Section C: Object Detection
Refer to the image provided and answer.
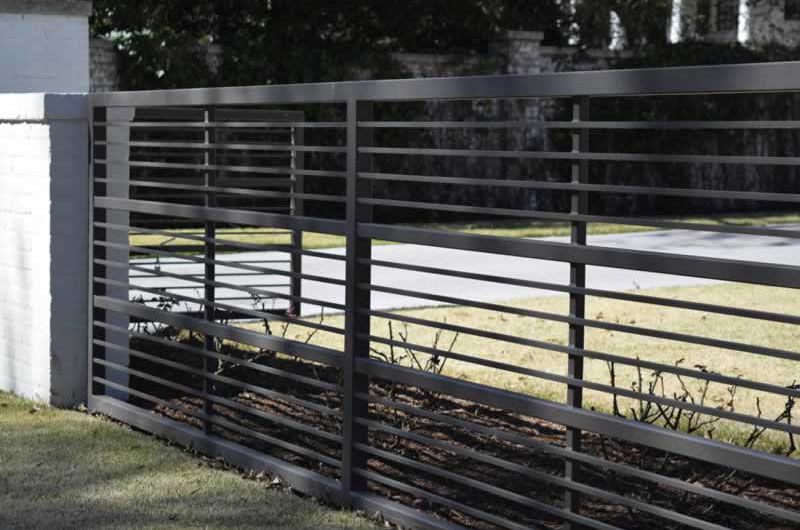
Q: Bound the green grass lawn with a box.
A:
[243,282,800,455]
[129,212,800,251]
[0,392,375,530]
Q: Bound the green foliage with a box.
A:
[90,0,800,90]
[380,0,568,53]
[612,39,790,68]
[91,0,568,90]
[112,32,216,90]
[91,2,218,90]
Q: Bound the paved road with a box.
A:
[131,225,800,316]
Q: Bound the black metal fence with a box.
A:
[89,62,800,530]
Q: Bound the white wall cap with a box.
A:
[0,93,88,121]
[0,1,92,17]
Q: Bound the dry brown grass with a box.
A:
[243,282,800,453]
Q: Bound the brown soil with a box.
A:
[117,337,800,530]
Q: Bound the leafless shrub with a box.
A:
[603,358,798,513]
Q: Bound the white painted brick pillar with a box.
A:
[0,94,89,406]
[0,1,92,94]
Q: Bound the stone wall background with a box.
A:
[90,38,119,93]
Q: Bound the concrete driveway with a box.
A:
[130,225,800,316]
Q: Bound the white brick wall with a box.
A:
[0,94,88,405]
[0,12,89,93]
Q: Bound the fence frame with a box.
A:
[88,61,800,530]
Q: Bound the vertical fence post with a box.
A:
[88,105,105,402]
[290,121,305,316]
[89,106,131,403]
[102,107,134,402]
[203,107,217,433]
[342,99,374,504]
[565,96,589,526]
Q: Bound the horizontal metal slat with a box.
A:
[212,415,341,468]
[117,257,345,311]
[95,275,342,335]
[98,353,335,422]
[356,358,800,487]
[358,444,624,530]
[359,224,800,288]
[359,172,800,205]
[362,334,800,435]
[360,196,800,239]
[97,121,346,129]
[367,313,800,398]
[99,140,347,154]
[363,282,800,363]
[94,370,340,466]
[129,177,294,188]
[355,468,557,530]
[98,259,343,314]
[364,318,800,401]
[95,240,346,286]
[98,221,348,263]
[544,120,800,130]
[94,197,347,235]
[98,178,345,204]
[96,320,338,392]
[362,257,800,326]
[361,119,800,130]
[87,395,345,505]
[351,492,465,530]
[89,61,800,108]
[96,339,342,429]
[358,120,543,129]
[360,393,800,524]
[95,159,347,179]
[94,295,343,368]
[94,376,210,423]
[358,422,731,530]
[360,146,800,167]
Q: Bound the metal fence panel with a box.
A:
[89,62,800,530]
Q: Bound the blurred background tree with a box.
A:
[92,0,570,89]
[92,0,800,90]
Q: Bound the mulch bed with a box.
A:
[119,337,800,530]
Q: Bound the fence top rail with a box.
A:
[90,60,800,108]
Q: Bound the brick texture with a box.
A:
[0,94,88,406]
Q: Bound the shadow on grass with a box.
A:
[0,395,371,530]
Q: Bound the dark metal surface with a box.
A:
[90,61,800,107]
[565,96,589,524]
[89,63,800,530]
[341,99,374,502]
